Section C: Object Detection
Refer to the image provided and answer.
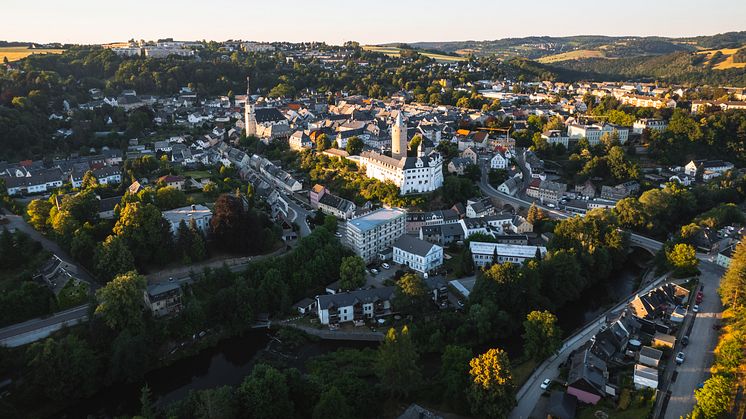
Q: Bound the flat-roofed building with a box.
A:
[345,208,406,263]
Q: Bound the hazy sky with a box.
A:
[3,0,744,45]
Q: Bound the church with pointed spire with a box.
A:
[358,110,444,195]
[243,76,289,143]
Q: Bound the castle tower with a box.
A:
[391,111,407,159]
[417,139,425,158]
[244,76,257,137]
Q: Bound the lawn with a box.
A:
[536,49,605,63]
[0,46,65,62]
[512,358,539,388]
[183,170,212,180]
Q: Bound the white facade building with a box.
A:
[315,287,395,325]
[568,123,629,145]
[360,144,444,195]
[392,235,444,274]
[469,241,546,267]
[162,204,213,235]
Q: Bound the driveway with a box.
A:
[664,261,725,419]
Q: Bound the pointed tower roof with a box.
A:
[395,110,404,126]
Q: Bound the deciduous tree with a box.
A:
[467,348,516,419]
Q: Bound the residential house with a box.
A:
[419,223,466,246]
[490,151,509,169]
[447,157,473,176]
[465,197,495,218]
[158,175,186,191]
[567,347,608,405]
[633,364,659,390]
[393,235,444,274]
[461,147,479,164]
[315,286,395,325]
[144,283,183,317]
[541,130,569,148]
[632,119,667,134]
[567,123,629,145]
[716,244,736,268]
[162,204,213,234]
[309,184,356,220]
[638,346,663,368]
[497,177,520,196]
[684,160,734,178]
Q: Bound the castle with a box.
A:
[359,111,444,195]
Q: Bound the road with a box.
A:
[509,271,670,419]
[664,260,725,419]
[286,197,312,237]
[0,305,90,347]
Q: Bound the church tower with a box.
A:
[244,76,257,137]
[391,111,407,159]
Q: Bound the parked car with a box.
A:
[382,263,390,270]
[682,335,689,346]
[334,232,342,238]
[675,352,686,365]
[547,203,556,208]
[540,378,551,390]
[370,268,378,275]
[692,304,699,313]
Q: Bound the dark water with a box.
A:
[58,331,374,419]
[556,248,652,335]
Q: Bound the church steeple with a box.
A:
[244,76,257,137]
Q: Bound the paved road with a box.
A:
[4,214,99,289]
[286,198,312,237]
[664,260,725,419]
[0,305,90,347]
[510,271,670,419]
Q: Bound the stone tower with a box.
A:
[391,111,407,159]
[244,76,257,137]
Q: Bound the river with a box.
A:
[556,248,652,335]
[58,251,651,418]
[58,331,375,418]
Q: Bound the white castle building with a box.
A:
[358,111,444,195]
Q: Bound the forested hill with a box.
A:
[408,31,746,59]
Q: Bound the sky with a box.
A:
[2,0,745,45]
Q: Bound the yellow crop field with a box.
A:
[0,47,65,63]
[536,49,605,63]
[363,45,465,62]
[696,47,746,70]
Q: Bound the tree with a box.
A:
[94,235,136,281]
[113,202,171,266]
[26,335,99,401]
[81,170,98,189]
[155,186,187,210]
[440,345,472,411]
[464,164,482,181]
[526,202,545,225]
[394,272,431,313]
[720,241,746,308]
[460,246,474,276]
[313,386,353,419]
[315,134,330,152]
[376,326,421,398]
[667,243,699,277]
[26,199,53,231]
[94,271,147,330]
[693,375,734,419]
[522,310,562,361]
[211,194,245,251]
[345,136,364,155]
[239,364,294,419]
[467,348,516,419]
[140,384,154,419]
[339,256,366,290]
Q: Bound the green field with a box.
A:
[363,46,465,62]
[0,46,65,62]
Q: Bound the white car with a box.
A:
[547,203,556,208]
[382,263,390,270]
[675,352,686,365]
[692,304,699,313]
[370,268,378,275]
[540,378,551,390]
